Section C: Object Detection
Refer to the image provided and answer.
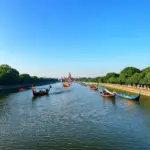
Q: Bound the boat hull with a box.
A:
[116,93,140,101]
[63,82,70,87]
[33,91,49,96]
[89,85,98,90]
[63,85,70,87]
[32,85,51,97]
[100,88,115,97]
[100,92,115,97]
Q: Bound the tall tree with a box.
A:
[0,65,20,85]
[120,67,140,78]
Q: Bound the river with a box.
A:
[0,83,150,150]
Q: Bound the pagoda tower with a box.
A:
[68,72,72,81]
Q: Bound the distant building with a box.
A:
[61,73,72,82]
[68,72,71,81]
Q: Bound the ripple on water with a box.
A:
[0,83,150,150]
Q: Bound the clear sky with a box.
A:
[0,0,150,78]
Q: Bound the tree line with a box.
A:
[0,64,58,85]
[76,67,150,85]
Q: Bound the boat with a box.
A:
[100,88,115,97]
[63,82,70,87]
[19,88,24,91]
[62,72,72,87]
[80,83,87,86]
[89,85,98,90]
[32,85,52,96]
[115,91,140,101]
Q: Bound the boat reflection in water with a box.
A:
[32,94,50,101]
[101,96,116,105]
[0,83,150,150]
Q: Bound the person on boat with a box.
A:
[39,90,43,94]
[102,90,110,95]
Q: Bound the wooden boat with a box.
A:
[116,92,140,101]
[100,89,115,97]
[32,85,52,96]
[80,83,87,86]
[89,85,98,90]
[19,88,24,91]
[63,82,70,87]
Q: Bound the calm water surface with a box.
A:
[0,83,150,150]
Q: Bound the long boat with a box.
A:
[100,88,115,97]
[89,85,98,90]
[80,83,87,86]
[32,85,52,96]
[115,92,140,101]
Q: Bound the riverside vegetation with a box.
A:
[76,67,150,88]
[0,64,58,86]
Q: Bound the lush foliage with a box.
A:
[77,66,150,85]
[0,64,58,85]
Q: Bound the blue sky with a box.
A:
[0,0,150,77]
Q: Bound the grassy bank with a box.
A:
[80,82,150,97]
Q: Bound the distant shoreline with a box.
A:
[80,82,150,97]
[0,82,58,91]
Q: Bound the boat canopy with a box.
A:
[104,89,114,94]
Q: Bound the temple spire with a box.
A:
[68,72,71,81]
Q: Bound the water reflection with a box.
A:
[0,84,150,150]
[101,96,116,105]
[32,94,50,101]
[50,89,72,95]
[0,91,10,111]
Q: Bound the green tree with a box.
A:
[0,64,20,85]
[138,72,146,84]
[127,73,140,84]
[20,74,31,84]
[118,74,127,84]
[120,67,140,78]
[142,67,150,73]
[108,76,119,83]
[104,72,119,83]
[105,72,118,79]
[143,73,150,84]
[118,67,140,84]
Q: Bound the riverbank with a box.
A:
[80,82,150,97]
[0,82,58,91]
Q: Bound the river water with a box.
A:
[0,83,150,150]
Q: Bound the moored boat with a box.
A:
[100,89,115,97]
[115,92,140,101]
[80,83,87,86]
[32,85,52,96]
[89,85,98,90]
[19,88,24,91]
